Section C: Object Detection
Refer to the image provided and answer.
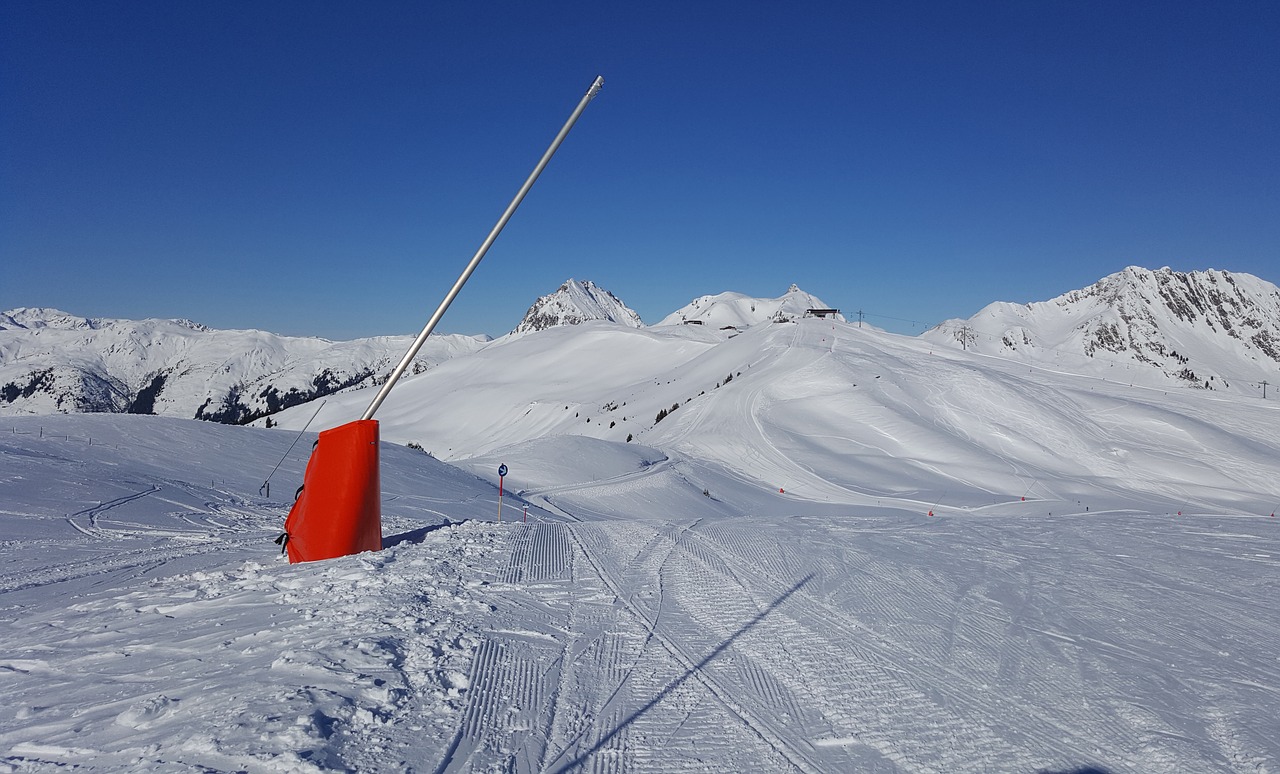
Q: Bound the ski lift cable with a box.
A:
[260,400,326,496]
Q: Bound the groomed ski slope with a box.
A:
[3,315,1279,772]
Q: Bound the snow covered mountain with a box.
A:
[6,277,1280,769]
[657,284,845,328]
[0,308,489,422]
[920,267,1280,395]
[273,302,1278,520]
[9,266,1277,430]
[512,278,643,334]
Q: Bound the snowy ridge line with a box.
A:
[919,267,1280,395]
[677,524,1127,767]
[563,523,826,774]
[1,306,491,421]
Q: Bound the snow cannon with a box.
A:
[277,75,604,563]
[282,420,382,563]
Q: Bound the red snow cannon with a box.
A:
[276,76,602,564]
[283,420,382,563]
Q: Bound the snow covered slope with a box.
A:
[0,414,520,771]
[0,308,489,422]
[3,408,1278,771]
[277,313,1280,518]
[282,322,720,459]
[920,266,1280,395]
[512,278,643,334]
[657,284,844,328]
[6,269,1280,771]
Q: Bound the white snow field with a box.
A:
[3,316,1279,773]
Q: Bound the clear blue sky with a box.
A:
[3,1,1277,339]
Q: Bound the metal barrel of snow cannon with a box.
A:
[280,76,604,563]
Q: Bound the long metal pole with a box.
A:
[362,75,604,421]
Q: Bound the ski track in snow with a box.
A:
[417,509,1280,773]
[4,493,1279,772]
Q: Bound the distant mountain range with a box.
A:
[4,267,1278,422]
[0,309,488,422]
[920,266,1280,394]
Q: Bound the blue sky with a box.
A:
[3,1,1277,339]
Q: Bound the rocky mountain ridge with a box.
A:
[920,266,1280,394]
[0,309,489,422]
[512,278,644,334]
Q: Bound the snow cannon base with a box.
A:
[283,419,382,563]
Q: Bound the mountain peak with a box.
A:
[1,307,98,331]
[512,279,644,335]
[659,285,843,328]
[922,266,1280,392]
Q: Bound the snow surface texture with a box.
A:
[513,279,644,335]
[0,308,489,421]
[4,312,1279,772]
[920,266,1280,396]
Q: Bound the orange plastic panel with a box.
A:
[283,419,382,563]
